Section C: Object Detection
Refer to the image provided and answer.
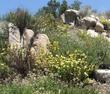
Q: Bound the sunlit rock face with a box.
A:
[87,29,98,37]
[22,28,34,48]
[8,23,35,49]
[7,22,50,57]
[95,69,110,83]
[95,21,104,32]
[8,23,21,48]
[30,34,50,56]
[81,15,104,34]
[82,16,97,29]
[61,9,80,26]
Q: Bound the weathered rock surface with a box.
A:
[95,69,110,83]
[95,21,104,32]
[101,32,108,37]
[82,16,97,29]
[8,23,21,48]
[101,32,110,42]
[61,13,65,23]
[87,29,98,37]
[90,15,99,21]
[93,82,110,94]
[61,9,80,26]
[30,34,50,56]
[7,22,50,57]
[22,28,34,48]
[82,15,104,33]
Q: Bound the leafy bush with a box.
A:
[99,17,110,31]
[0,47,34,77]
[64,30,110,66]
[49,28,110,66]
[34,12,69,40]
[33,12,56,33]
[48,51,94,83]
[76,31,110,65]
[0,62,10,79]
[33,12,70,56]
[35,50,95,84]
[0,48,11,79]
[0,34,7,50]
[50,28,110,66]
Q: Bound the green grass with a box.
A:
[0,84,34,94]
[0,76,98,94]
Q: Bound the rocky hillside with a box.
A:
[0,4,110,94]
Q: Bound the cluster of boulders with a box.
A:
[30,33,50,56]
[7,23,50,56]
[61,9,110,41]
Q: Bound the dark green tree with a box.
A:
[47,0,60,17]
[59,0,68,15]
[71,0,81,10]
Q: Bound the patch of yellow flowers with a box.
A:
[41,50,95,83]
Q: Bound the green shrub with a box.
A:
[50,28,110,66]
[76,31,110,65]
[48,51,94,83]
[64,30,110,65]
[0,48,11,79]
[34,13,56,33]
[0,34,6,50]
[0,47,34,77]
[0,62,10,79]
[99,17,110,30]
[50,29,110,66]
[34,12,69,40]
[35,50,95,84]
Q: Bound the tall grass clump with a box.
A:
[0,21,8,50]
[4,8,34,36]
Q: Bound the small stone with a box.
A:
[95,69,110,83]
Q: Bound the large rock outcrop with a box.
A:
[8,23,35,49]
[82,15,104,32]
[8,23,21,48]
[7,23,50,56]
[22,28,34,48]
[61,9,80,26]
[82,16,97,29]
[95,21,104,32]
[30,34,50,56]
